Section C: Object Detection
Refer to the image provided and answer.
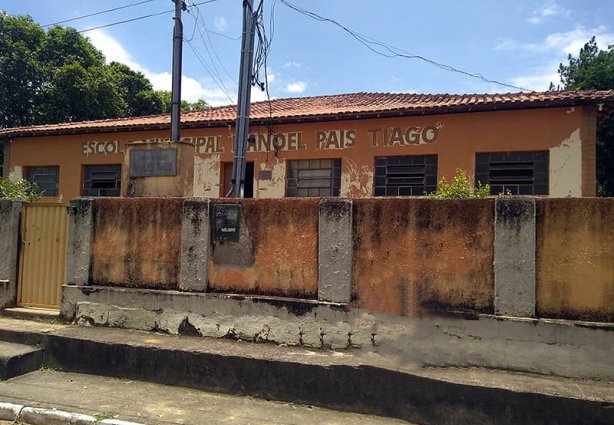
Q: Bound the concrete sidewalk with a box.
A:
[0,370,411,425]
[0,317,612,424]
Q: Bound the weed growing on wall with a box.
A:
[428,169,490,199]
[0,178,41,202]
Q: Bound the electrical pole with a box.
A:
[228,0,257,197]
[170,0,185,142]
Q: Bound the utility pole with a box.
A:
[228,0,257,197]
[170,0,185,142]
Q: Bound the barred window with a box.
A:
[83,164,122,197]
[26,166,59,196]
[374,155,438,196]
[475,151,548,195]
[287,159,341,197]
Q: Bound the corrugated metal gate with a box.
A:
[18,204,69,308]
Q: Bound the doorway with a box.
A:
[222,162,254,198]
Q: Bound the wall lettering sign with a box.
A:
[369,123,442,147]
[82,140,120,156]
[129,148,177,177]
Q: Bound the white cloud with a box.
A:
[283,61,301,68]
[213,17,228,32]
[87,29,235,106]
[87,29,140,70]
[528,1,571,24]
[523,26,614,55]
[511,66,560,91]
[493,39,517,51]
[505,27,614,91]
[285,81,307,93]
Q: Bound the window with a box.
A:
[287,159,341,197]
[374,155,438,196]
[83,164,122,196]
[26,166,59,196]
[475,151,548,195]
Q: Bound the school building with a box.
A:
[1,90,613,201]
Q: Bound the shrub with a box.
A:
[427,169,490,199]
[0,178,41,202]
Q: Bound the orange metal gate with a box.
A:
[17,204,69,308]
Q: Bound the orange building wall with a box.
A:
[536,198,614,322]
[207,198,319,298]
[5,106,593,202]
[352,198,495,316]
[91,198,183,289]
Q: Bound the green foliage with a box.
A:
[0,178,41,202]
[427,169,490,199]
[556,37,614,196]
[0,12,209,129]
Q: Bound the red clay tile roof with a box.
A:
[1,90,613,138]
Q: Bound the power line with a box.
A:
[77,9,171,33]
[186,40,235,103]
[188,1,237,84]
[42,0,155,28]
[75,0,217,34]
[278,0,529,92]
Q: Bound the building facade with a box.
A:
[1,91,613,202]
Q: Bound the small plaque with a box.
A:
[212,203,241,241]
[259,170,273,180]
[129,148,177,177]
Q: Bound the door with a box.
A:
[222,162,254,198]
[17,204,69,308]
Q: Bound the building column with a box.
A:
[179,199,211,292]
[318,199,353,303]
[494,198,536,317]
[0,200,22,307]
[66,198,94,286]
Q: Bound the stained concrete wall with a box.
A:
[61,285,614,381]
[71,197,614,323]
[91,198,183,289]
[536,198,614,322]
[207,198,319,298]
[0,200,21,307]
[352,198,494,316]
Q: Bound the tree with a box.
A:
[556,37,614,196]
[0,12,210,172]
[0,12,208,128]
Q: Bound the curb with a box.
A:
[0,402,143,425]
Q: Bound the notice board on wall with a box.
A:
[129,148,177,177]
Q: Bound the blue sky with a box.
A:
[1,0,613,106]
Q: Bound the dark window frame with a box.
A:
[374,155,438,197]
[82,164,122,197]
[286,158,341,197]
[475,151,549,196]
[26,166,60,197]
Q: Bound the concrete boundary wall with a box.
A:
[179,199,210,292]
[60,197,614,322]
[61,285,614,381]
[494,198,536,317]
[318,199,353,303]
[0,200,22,307]
[65,198,94,286]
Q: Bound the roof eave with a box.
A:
[2,97,612,139]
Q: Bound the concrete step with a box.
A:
[0,341,44,380]
[2,307,60,322]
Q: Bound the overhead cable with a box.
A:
[278,0,529,92]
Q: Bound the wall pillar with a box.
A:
[318,199,353,303]
[494,198,536,317]
[0,200,22,307]
[179,199,211,292]
[65,198,94,286]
